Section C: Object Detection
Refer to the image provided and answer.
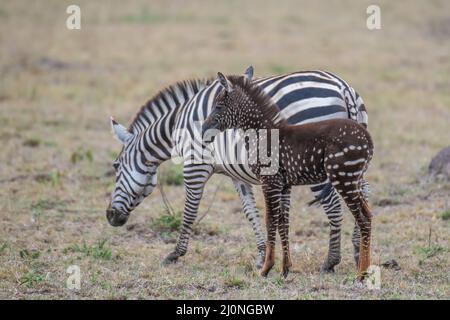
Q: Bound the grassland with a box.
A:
[0,0,449,299]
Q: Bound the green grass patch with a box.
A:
[0,242,8,255]
[224,276,246,289]
[441,210,450,221]
[342,272,358,286]
[151,211,182,233]
[71,148,93,164]
[64,239,113,260]
[415,244,446,265]
[19,249,40,260]
[20,270,45,288]
[159,164,183,186]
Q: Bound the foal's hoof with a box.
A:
[260,263,274,277]
[255,250,265,269]
[162,252,180,266]
[281,267,290,279]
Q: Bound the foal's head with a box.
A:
[202,67,254,136]
[202,67,285,140]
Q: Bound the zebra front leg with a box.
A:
[163,164,213,265]
[232,180,266,269]
[260,183,282,277]
[310,182,343,273]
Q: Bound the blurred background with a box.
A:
[0,0,448,299]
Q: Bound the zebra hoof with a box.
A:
[255,251,265,269]
[162,252,180,266]
[354,256,360,268]
[320,263,336,273]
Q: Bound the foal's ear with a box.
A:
[110,116,133,144]
[243,65,254,81]
[217,72,233,92]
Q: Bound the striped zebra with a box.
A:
[107,67,369,271]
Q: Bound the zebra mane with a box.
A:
[229,76,288,126]
[129,77,213,133]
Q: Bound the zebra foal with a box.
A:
[202,71,374,279]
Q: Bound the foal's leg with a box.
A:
[260,183,282,277]
[232,179,266,269]
[352,179,370,267]
[337,189,372,278]
[279,186,292,278]
[328,175,372,279]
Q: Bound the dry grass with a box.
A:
[0,0,449,299]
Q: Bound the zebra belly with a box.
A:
[212,130,261,185]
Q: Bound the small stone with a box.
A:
[381,259,401,271]
[429,146,450,180]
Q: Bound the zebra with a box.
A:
[107,66,369,272]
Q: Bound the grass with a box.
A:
[158,164,184,186]
[71,148,94,164]
[0,0,449,299]
[151,211,183,243]
[20,271,46,288]
[416,245,446,265]
[64,240,114,260]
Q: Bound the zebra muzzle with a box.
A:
[106,207,129,227]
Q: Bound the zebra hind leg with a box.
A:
[280,186,292,278]
[310,182,343,273]
[233,180,266,269]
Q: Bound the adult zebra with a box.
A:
[107,67,368,272]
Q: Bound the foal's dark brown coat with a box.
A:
[203,74,374,279]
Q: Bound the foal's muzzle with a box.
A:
[106,206,129,227]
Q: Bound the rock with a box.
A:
[381,259,401,271]
[429,146,450,180]
[428,146,450,180]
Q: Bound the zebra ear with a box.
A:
[110,116,133,144]
[217,72,233,92]
[243,65,254,81]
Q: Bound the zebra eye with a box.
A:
[113,161,120,170]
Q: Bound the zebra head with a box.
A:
[202,66,253,141]
[106,117,158,227]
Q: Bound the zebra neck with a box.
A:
[140,109,178,163]
[129,78,212,163]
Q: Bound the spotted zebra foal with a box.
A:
[202,72,374,279]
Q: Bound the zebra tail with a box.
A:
[354,90,368,128]
[307,182,333,207]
